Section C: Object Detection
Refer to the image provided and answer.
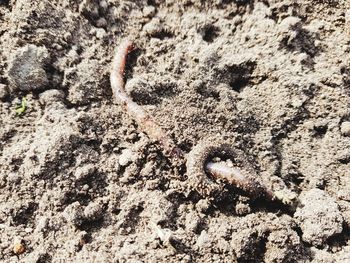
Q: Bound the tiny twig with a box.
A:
[110,39,283,202]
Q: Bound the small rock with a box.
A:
[279,16,301,33]
[24,227,33,233]
[143,18,164,36]
[34,216,49,233]
[152,223,173,245]
[340,121,350,136]
[83,202,103,221]
[185,212,201,232]
[95,28,106,39]
[337,186,350,201]
[74,164,96,180]
[235,202,251,215]
[196,230,211,249]
[7,172,21,184]
[346,10,350,35]
[0,84,8,99]
[336,149,350,164]
[118,148,135,166]
[63,202,84,226]
[79,0,98,17]
[195,199,211,213]
[99,0,108,10]
[338,201,350,228]
[295,189,343,246]
[13,238,26,255]
[96,18,107,28]
[39,89,65,105]
[143,5,156,17]
[7,44,49,91]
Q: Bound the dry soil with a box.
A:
[1,0,350,262]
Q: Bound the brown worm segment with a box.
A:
[110,39,276,201]
[110,39,183,160]
[186,142,276,200]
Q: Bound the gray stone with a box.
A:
[0,84,8,99]
[118,149,135,166]
[7,44,49,91]
[39,89,65,105]
[340,121,350,136]
[83,202,103,221]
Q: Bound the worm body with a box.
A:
[206,161,275,200]
[110,39,183,160]
[187,141,276,200]
[110,40,277,202]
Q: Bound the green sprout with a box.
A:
[15,97,27,116]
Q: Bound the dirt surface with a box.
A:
[1,0,350,262]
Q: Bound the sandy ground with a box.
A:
[1,0,350,262]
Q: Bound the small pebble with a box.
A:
[84,202,103,221]
[196,230,211,249]
[7,172,21,184]
[340,121,350,136]
[25,227,33,233]
[95,28,106,39]
[0,84,8,99]
[63,32,72,41]
[63,202,84,226]
[52,43,63,50]
[99,0,108,10]
[143,18,164,36]
[118,149,134,166]
[96,18,107,28]
[195,199,211,213]
[13,238,25,255]
[75,164,96,180]
[337,186,350,201]
[39,89,65,105]
[185,212,201,232]
[7,44,49,91]
[143,5,156,17]
[235,202,251,215]
[346,10,350,35]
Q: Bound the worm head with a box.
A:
[186,140,272,201]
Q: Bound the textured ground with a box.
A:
[0,0,350,262]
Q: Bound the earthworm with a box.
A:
[110,39,277,201]
[206,162,275,200]
[186,142,276,201]
[110,39,183,160]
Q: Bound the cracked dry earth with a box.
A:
[1,0,350,262]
